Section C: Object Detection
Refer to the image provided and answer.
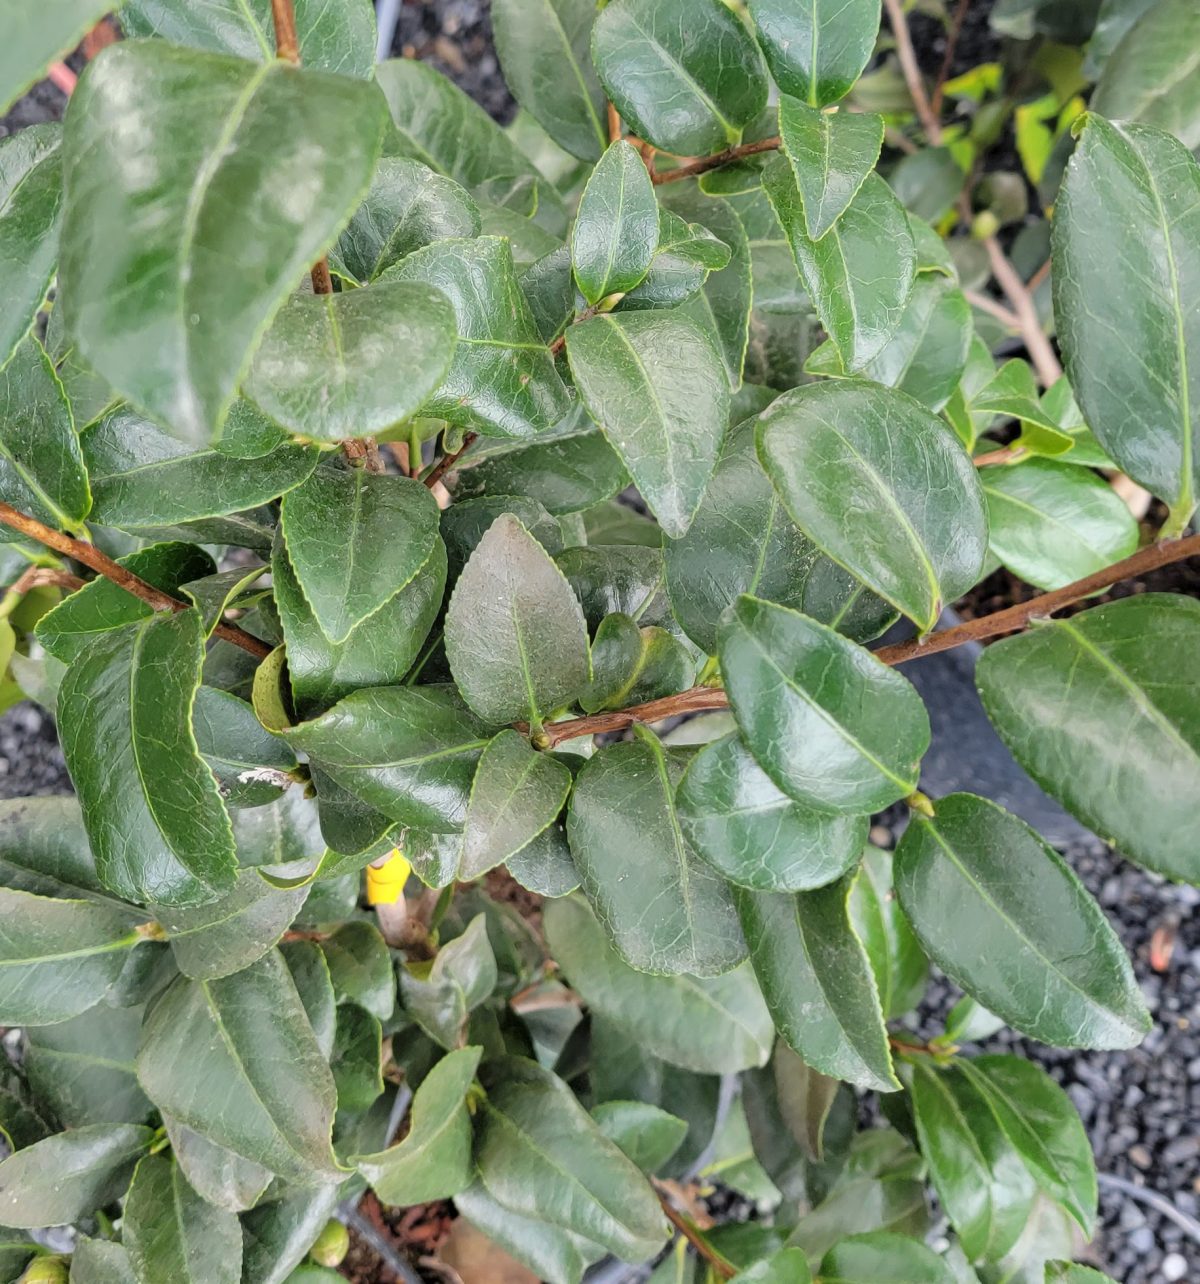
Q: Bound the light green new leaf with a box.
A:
[461,730,574,879]
[719,596,929,814]
[332,158,481,284]
[764,160,915,372]
[572,141,659,306]
[280,467,441,644]
[319,922,394,1022]
[445,514,590,727]
[817,1231,957,1283]
[975,594,1200,884]
[245,283,457,443]
[59,41,387,446]
[567,310,730,537]
[493,0,608,161]
[0,1123,153,1228]
[0,887,140,1026]
[0,336,89,537]
[849,847,928,1021]
[592,0,769,156]
[124,1154,242,1284]
[545,894,773,1074]
[749,0,882,106]
[1052,116,1200,531]
[779,99,884,240]
[352,1046,481,1204]
[910,1062,1037,1262]
[735,879,899,1092]
[0,0,112,114]
[136,951,341,1183]
[385,237,570,438]
[121,0,377,79]
[757,380,987,632]
[475,1055,668,1261]
[59,611,238,907]
[676,734,868,892]
[568,730,747,977]
[161,1116,272,1213]
[0,125,62,370]
[894,794,1151,1049]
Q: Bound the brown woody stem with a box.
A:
[654,1187,735,1280]
[607,102,622,144]
[0,501,272,658]
[424,432,479,490]
[652,135,782,185]
[541,532,1200,747]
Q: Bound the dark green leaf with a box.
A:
[182,565,266,638]
[544,894,773,1073]
[193,687,298,809]
[581,613,694,713]
[720,595,929,813]
[566,310,730,537]
[735,879,898,1092]
[558,544,669,628]
[330,1003,383,1113]
[0,1123,152,1227]
[567,729,746,977]
[124,1154,241,1284]
[506,824,580,898]
[136,951,341,1183]
[320,922,394,1022]
[281,939,336,1060]
[1052,115,1200,531]
[474,1055,668,1261]
[772,1042,839,1162]
[778,99,884,239]
[975,595,1200,884]
[385,237,570,438]
[572,141,659,306]
[442,494,564,587]
[399,914,497,1049]
[239,1185,340,1284]
[894,793,1151,1049]
[60,42,387,445]
[0,0,112,113]
[453,430,629,516]
[848,847,927,1021]
[592,0,769,156]
[757,380,987,632]
[619,207,731,310]
[817,1230,956,1282]
[749,0,881,105]
[351,1045,481,1203]
[677,734,868,891]
[161,1116,272,1213]
[59,611,238,906]
[0,125,62,370]
[445,514,590,727]
[592,1100,687,1172]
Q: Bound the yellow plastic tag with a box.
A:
[366,849,410,905]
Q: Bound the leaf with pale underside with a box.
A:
[779,99,884,240]
[161,1116,272,1213]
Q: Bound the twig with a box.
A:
[931,0,970,118]
[973,445,1026,468]
[423,432,478,489]
[652,135,782,186]
[607,102,622,144]
[540,532,1200,745]
[981,234,1062,387]
[883,0,942,143]
[3,567,86,596]
[1098,1173,1200,1247]
[0,501,271,658]
[963,288,1021,330]
[653,1187,735,1280]
[47,62,77,95]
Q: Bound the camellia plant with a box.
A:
[0,0,1195,1280]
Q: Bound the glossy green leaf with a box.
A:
[445,514,590,727]
[960,1055,1097,1235]
[910,1061,1037,1262]
[461,730,573,879]
[161,1116,272,1213]
[81,407,317,530]
[475,1055,668,1261]
[493,0,607,160]
[319,922,394,1022]
[0,887,139,1025]
[124,1154,241,1284]
[442,494,565,587]
[0,336,89,537]
[0,797,111,902]
[0,125,62,370]
[817,1231,956,1283]
[59,611,238,907]
[568,730,746,977]
[975,594,1200,883]
[572,141,659,306]
[245,283,456,443]
[730,1248,813,1283]
[330,1003,383,1114]
[544,894,774,1074]
[1052,115,1200,530]
[120,0,377,79]
[894,794,1151,1049]
[567,310,730,537]
[719,596,929,813]
[849,847,927,1021]
[281,939,336,1060]
[734,879,899,1092]
[506,824,580,898]
[280,467,440,644]
[351,1045,481,1203]
[59,41,387,446]
[231,791,325,875]
[1,0,112,113]
[559,544,669,628]
[386,236,570,438]
[772,1041,839,1162]
[764,161,915,372]
[779,99,884,240]
[591,1100,687,1172]
[749,0,881,105]
[676,734,868,891]
[619,207,731,309]
[592,0,769,156]
[192,686,297,809]
[239,1185,340,1284]
[285,686,492,834]
[0,1123,152,1228]
[399,914,497,1048]
[136,951,341,1183]
[757,380,987,632]
[982,458,1138,591]
[581,613,694,713]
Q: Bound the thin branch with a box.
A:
[47,62,77,95]
[423,432,478,489]
[654,1187,735,1280]
[981,234,1062,387]
[607,102,622,144]
[653,135,782,186]
[931,0,970,118]
[4,567,86,596]
[883,0,942,143]
[541,532,1200,746]
[973,444,1026,468]
[0,502,272,658]
[269,0,301,63]
[963,288,1021,330]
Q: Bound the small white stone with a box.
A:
[1162,1252,1188,1281]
